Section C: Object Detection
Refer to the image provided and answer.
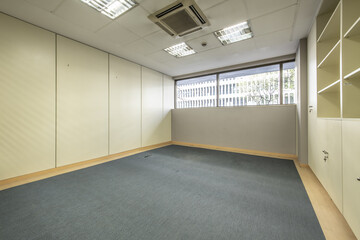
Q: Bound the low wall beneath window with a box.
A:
[171,105,296,155]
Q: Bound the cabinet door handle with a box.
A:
[357,177,360,181]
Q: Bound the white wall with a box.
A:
[296,39,308,164]
[161,75,174,142]
[109,55,141,154]
[142,67,165,147]
[0,13,174,180]
[172,105,297,155]
[0,13,56,180]
[57,36,109,167]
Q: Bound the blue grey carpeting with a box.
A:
[0,145,325,240]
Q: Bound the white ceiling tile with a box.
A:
[180,27,213,42]
[53,0,111,32]
[144,30,181,50]
[291,0,321,40]
[204,0,248,31]
[196,0,227,10]
[186,33,222,52]
[250,5,297,37]
[245,0,298,19]
[146,50,176,63]
[140,0,175,13]
[117,6,159,37]
[125,39,157,56]
[96,21,140,45]
[25,0,63,12]
[0,0,319,76]
[254,28,292,49]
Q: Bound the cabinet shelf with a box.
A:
[344,67,360,80]
[317,41,340,68]
[344,17,360,38]
[318,80,341,94]
[317,2,341,43]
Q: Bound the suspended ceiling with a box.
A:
[0,0,321,77]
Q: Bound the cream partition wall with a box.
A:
[56,36,109,167]
[109,55,141,154]
[160,75,174,143]
[141,67,164,147]
[308,0,360,237]
[0,13,174,181]
[0,13,56,180]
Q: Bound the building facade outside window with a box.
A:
[176,61,296,109]
[176,75,217,109]
[219,64,280,106]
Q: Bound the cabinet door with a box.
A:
[342,120,360,239]
[309,117,327,187]
[323,120,342,212]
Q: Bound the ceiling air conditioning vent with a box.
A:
[148,0,210,38]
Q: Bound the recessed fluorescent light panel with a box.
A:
[164,43,196,58]
[214,21,253,45]
[81,0,137,19]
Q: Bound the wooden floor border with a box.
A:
[171,141,298,161]
[293,159,356,240]
[0,141,172,191]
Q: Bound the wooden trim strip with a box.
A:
[293,159,356,240]
[0,141,172,191]
[171,141,298,161]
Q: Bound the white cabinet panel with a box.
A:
[309,117,327,187]
[141,67,163,147]
[109,55,141,154]
[342,120,360,239]
[0,13,56,180]
[57,36,108,166]
[308,22,342,212]
[323,120,342,211]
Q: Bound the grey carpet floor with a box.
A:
[0,145,325,240]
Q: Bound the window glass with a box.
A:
[219,64,280,106]
[175,61,297,108]
[176,75,217,108]
[282,61,296,104]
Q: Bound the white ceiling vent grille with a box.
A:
[148,0,210,38]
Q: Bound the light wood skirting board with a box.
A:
[0,142,172,191]
[171,141,298,161]
[293,160,357,240]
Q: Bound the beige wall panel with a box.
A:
[109,55,141,154]
[141,67,163,147]
[342,120,360,239]
[172,105,296,155]
[159,75,174,142]
[57,36,108,166]
[0,14,56,180]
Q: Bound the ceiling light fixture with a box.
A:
[164,42,196,57]
[214,21,253,45]
[81,0,137,19]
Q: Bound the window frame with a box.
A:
[175,60,296,109]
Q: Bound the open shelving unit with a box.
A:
[342,0,360,118]
[316,1,341,118]
[316,0,360,118]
